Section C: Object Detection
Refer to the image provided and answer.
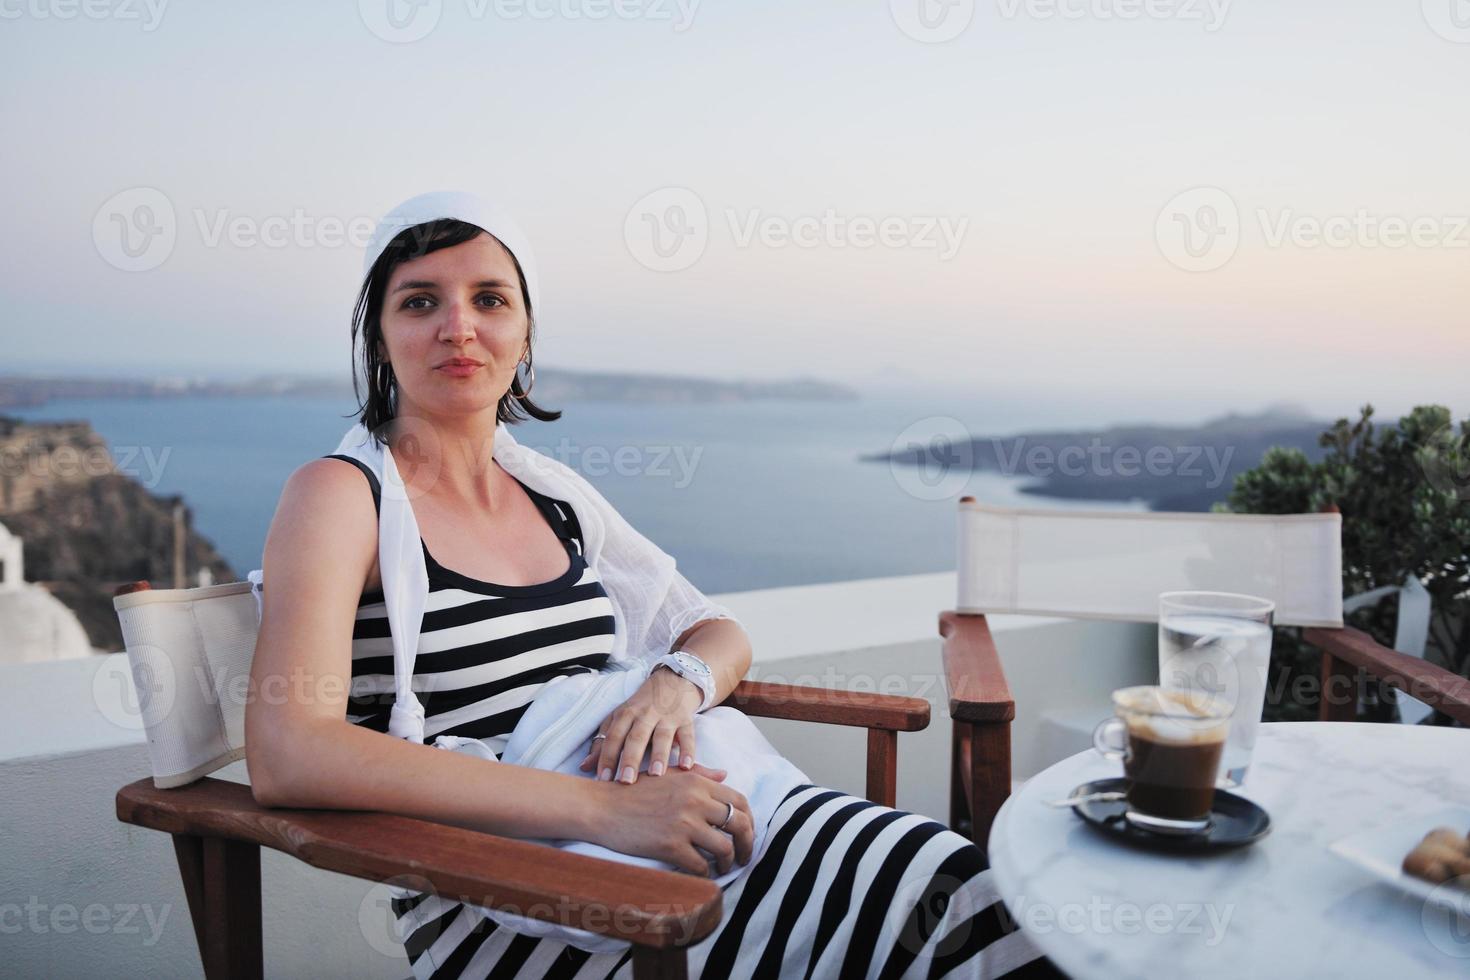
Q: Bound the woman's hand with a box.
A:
[579,667,702,783]
[588,763,754,876]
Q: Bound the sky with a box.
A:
[1,0,1466,424]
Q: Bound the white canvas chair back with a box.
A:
[113,581,259,788]
[956,500,1345,628]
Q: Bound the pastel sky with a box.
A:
[1,0,1466,422]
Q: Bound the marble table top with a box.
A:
[989,722,1470,978]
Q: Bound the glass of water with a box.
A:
[1158,591,1275,787]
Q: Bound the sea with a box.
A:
[9,393,1145,594]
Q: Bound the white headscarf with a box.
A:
[362,189,542,315]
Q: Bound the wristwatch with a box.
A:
[651,650,716,713]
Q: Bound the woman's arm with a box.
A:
[244,458,607,841]
[670,615,752,710]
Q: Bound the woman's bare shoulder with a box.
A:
[263,458,378,591]
[290,455,374,490]
[280,456,377,518]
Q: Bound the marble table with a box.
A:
[989,722,1470,978]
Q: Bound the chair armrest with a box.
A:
[938,611,1014,723]
[1304,626,1470,725]
[116,777,722,948]
[727,680,930,731]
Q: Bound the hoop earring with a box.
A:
[513,359,535,399]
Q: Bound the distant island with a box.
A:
[0,368,860,409]
[865,407,1329,512]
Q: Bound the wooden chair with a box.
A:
[112,579,936,980]
[940,497,1470,849]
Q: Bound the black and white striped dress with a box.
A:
[327,454,1056,980]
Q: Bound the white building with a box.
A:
[0,520,95,664]
[0,519,21,589]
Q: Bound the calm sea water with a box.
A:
[10,394,1142,594]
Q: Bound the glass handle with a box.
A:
[1092,717,1128,762]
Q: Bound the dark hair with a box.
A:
[348,218,561,441]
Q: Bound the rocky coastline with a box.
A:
[0,415,236,653]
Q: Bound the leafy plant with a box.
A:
[1221,405,1470,723]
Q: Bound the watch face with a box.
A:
[674,652,711,677]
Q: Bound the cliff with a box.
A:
[0,415,237,652]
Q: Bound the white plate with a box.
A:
[1328,808,1470,912]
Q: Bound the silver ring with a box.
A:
[717,801,734,831]
[591,734,608,742]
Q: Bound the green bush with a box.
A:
[1221,405,1469,723]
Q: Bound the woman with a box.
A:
[245,191,1055,979]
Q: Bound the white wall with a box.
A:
[0,574,1153,978]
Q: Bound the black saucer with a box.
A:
[1068,778,1271,852]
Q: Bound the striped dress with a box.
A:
[328,454,1056,980]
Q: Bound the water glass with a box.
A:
[1158,591,1275,787]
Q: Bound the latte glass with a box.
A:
[1093,685,1234,835]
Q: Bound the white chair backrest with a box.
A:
[957,500,1344,628]
[113,581,259,788]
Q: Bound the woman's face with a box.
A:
[377,231,529,421]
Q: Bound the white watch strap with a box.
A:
[657,651,716,712]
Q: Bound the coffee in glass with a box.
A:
[1093,686,1234,834]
